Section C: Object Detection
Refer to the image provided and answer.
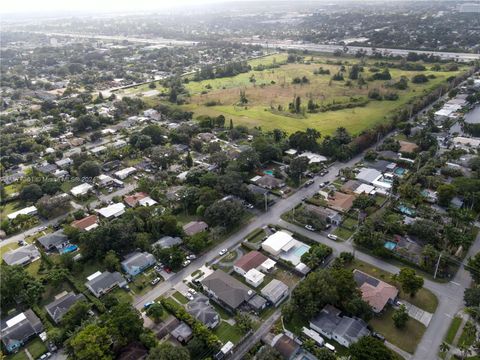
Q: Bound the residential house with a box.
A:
[353,270,398,313]
[70,183,93,197]
[245,268,265,287]
[124,192,157,207]
[233,251,270,276]
[341,180,362,194]
[298,152,328,164]
[262,231,310,274]
[55,158,73,169]
[37,230,69,252]
[3,244,40,266]
[85,271,127,297]
[183,221,209,236]
[452,136,480,149]
[121,251,156,276]
[254,175,285,190]
[7,206,37,220]
[326,191,356,213]
[36,163,58,175]
[171,322,193,344]
[261,279,289,307]
[96,203,126,219]
[247,294,268,313]
[114,167,137,180]
[270,333,300,360]
[309,305,370,347]
[1,310,44,353]
[305,205,342,226]
[201,269,255,312]
[95,174,115,188]
[71,215,99,232]
[152,236,183,249]
[186,294,220,329]
[44,292,86,324]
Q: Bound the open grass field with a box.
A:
[214,321,244,344]
[124,53,468,136]
[370,307,426,354]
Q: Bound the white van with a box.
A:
[325,343,336,352]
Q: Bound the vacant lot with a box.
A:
[180,55,467,135]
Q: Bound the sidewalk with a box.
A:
[402,301,433,327]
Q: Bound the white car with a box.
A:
[185,293,194,301]
[188,288,197,295]
[327,234,338,240]
[182,260,191,267]
[305,225,315,231]
[150,277,161,285]
[186,254,197,260]
[219,248,228,256]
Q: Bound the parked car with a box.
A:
[143,301,155,309]
[319,182,326,188]
[186,254,196,260]
[151,277,161,286]
[372,332,386,342]
[154,265,162,272]
[185,293,194,301]
[245,203,254,209]
[305,225,315,231]
[304,179,314,187]
[327,234,338,240]
[164,267,172,273]
[182,259,191,267]
[188,288,197,295]
[219,248,228,256]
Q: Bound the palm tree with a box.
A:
[439,341,450,354]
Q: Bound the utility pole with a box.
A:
[434,251,442,279]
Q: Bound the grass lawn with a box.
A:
[283,312,309,335]
[172,291,189,304]
[130,272,156,295]
[0,242,20,258]
[0,200,25,220]
[332,226,355,240]
[214,321,244,344]
[110,288,133,304]
[445,316,462,344]
[347,259,438,313]
[7,351,28,360]
[246,228,267,243]
[458,321,477,347]
[26,338,47,359]
[210,301,232,320]
[370,307,426,354]
[342,216,358,229]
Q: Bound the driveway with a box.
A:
[401,302,433,327]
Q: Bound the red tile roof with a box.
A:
[71,215,98,231]
[124,192,148,207]
[234,251,268,272]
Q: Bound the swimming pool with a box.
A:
[293,244,310,257]
[263,170,274,176]
[394,167,406,176]
[61,244,78,254]
[397,204,416,217]
[384,241,397,250]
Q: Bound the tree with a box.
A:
[439,342,450,354]
[255,345,282,360]
[78,160,100,179]
[61,301,91,332]
[185,151,193,168]
[234,312,254,333]
[68,324,113,360]
[103,302,144,346]
[146,303,164,323]
[37,194,71,219]
[288,156,309,185]
[147,343,190,360]
[20,184,43,202]
[141,125,165,145]
[349,336,395,360]
[301,244,332,269]
[47,267,69,288]
[467,253,480,283]
[1,265,44,309]
[464,286,480,307]
[204,200,245,229]
[392,304,409,328]
[397,268,424,297]
[103,250,120,272]
[437,184,456,207]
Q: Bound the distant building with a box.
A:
[233,251,270,276]
[37,230,69,252]
[96,203,125,219]
[310,305,370,347]
[2,244,40,266]
[152,236,183,249]
[305,205,342,226]
[270,333,300,360]
[114,167,137,180]
[85,271,127,298]
[262,231,310,274]
[121,251,156,276]
[171,322,193,344]
[459,3,480,13]
[183,221,209,236]
[124,192,157,207]
[71,215,99,232]
[70,183,93,197]
[245,268,265,288]
[1,310,44,353]
[353,270,398,313]
[7,206,37,220]
[261,279,289,307]
[186,294,220,329]
[45,292,86,324]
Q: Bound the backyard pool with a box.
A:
[394,167,406,176]
[384,241,397,250]
[397,204,416,217]
[263,170,274,176]
[293,244,310,257]
[60,244,78,254]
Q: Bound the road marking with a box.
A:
[449,281,461,286]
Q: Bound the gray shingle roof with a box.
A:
[201,269,254,309]
[45,292,86,324]
[186,295,219,328]
[1,309,43,350]
[37,230,69,250]
[2,244,40,266]
[85,271,126,297]
[261,279,288,304]
[121,252,156,274]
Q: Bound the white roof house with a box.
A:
[354,184,376,195]
[114,167,136,180]
[138,197,158,207]
[262,230,294,256]
[299,152,328,164]
[95,174,114,187]
[244,268,265,288]
[356,168,382,184]
[90,145,107,155]
[96,203,125,218]
[7,206,38,220]
[70,183,93,197]
[452,136,480,148]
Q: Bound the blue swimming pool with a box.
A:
[394,167,406,176]
[61,244,78,254]
[384,241,397,250]
[397,204,416,217]
[263,170,274,176]
[293,244,310,257]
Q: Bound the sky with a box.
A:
[0,0,240,15]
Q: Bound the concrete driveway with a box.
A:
[401,301,433,327]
